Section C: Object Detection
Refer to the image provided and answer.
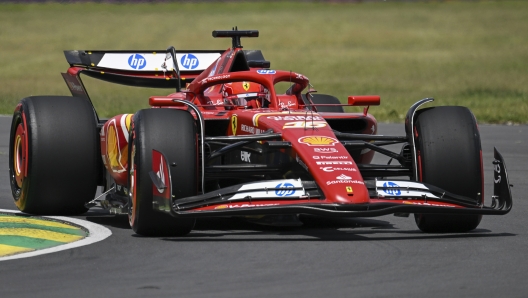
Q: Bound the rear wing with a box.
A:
[61,49,223,123]
[64,50,223,72]
[63,49,224,88]
[61,29,263,121]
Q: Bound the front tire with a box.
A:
[9,96,99,214]
[413,106,483,232]
[128,109,197,236]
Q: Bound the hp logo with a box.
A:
[257,69,276,74]
[383,182,401,196]
[275,183,295,197]
[128,54,146,70]
[181,54,199,69]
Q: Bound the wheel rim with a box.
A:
[13,123,27,189]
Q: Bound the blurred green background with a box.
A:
[0,1,526,123]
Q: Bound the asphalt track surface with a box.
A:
[0,115,526,297]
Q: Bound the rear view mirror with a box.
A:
[347,95,380,106]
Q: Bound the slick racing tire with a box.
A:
[9,96,99,214]
[302,94,344,113]
[413,106,483,233]
[128,109,197,237]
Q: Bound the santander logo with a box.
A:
[325,174,364,186]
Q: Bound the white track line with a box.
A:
[0,209,112,261]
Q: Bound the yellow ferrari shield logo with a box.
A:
[346,186,353,193]
[243,82,250,91]
[231,114,238,136]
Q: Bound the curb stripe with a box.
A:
[0,228,83,243]
[0,244,33,256]
[0,228,84,243]
[0,235,64,250]
[0,214,81,229]
[0,222,87,236]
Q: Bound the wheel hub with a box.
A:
[13,123,27,188]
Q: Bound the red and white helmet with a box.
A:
[222,81,268,109]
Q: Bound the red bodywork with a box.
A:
[59,30,511,219]
[92,51,380,208]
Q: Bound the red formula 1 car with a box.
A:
[9,29,512,236]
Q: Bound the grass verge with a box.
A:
[0,1,526,123]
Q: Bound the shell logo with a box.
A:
[298,136,338,146]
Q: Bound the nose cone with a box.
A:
[282,129,370,204]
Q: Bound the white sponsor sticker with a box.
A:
[316,161,354,165]
[320,167,357,172]
[240,124,265,134]
[294,72,309,80]
[200,74,230,85]
[375,180,432,191]
[228,179,305,201]
[377,190,440,199]
[313,156,350,160]
[402,201,453,207]
[267,115,323,121]
[314,148,338,154]
[326,180,364,186]
[257,70,276,74]
[279,101,296,109]
[215,203,280,209]
[375,180,440,199]
[97,53,220,71]
[241,151,251,163]
[283,121,327,129]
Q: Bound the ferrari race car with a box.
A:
[9,29,513,236]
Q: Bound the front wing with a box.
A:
[151,148,512,219]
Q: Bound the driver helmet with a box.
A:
[222,82,268,109]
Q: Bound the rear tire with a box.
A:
[413,106,482,232]
[9,96,99,214]
[128,109,197,236]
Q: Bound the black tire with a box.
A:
[413,106,483,232]
[9,96,99,214]
[128,109,197,236]
[302,94,344,113]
